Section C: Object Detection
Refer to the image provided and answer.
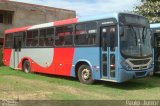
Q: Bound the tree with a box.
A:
[134,0,160,23]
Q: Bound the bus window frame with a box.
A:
[13,31,25,50]
[39,27,55,47]
[4,19,117,49]
[4,33,14,49]
[55,24,74,47]
[74,21,99,47]
[25,29,39,48]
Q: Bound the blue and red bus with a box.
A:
[150,23,160,74]
[3,13,153,84]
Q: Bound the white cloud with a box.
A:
[10,0,140,17]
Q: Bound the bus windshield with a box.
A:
[120,25,152,58]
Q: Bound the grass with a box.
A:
[0,66,160,100]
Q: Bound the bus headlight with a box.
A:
[121,60,132,70]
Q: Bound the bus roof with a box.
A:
[4,18,78,34]
[5,12,138,34]
[150,23,160,29]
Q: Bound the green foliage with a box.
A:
[134,0,160,23]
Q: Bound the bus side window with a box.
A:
[46,28,54,46]
[5,33,13,48]
[75,22,97,46]
[55,25,73,46]
[22,32,26,47]
[14,32,24,50]
[86,22,97,45]
[39,28,54,47]
[26,31,32,47]
[26,30,38,47]
[39,29,46,47]
[75,23,87,45]
[32,30,38,47]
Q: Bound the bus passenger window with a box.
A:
[86,22,97,45]
[26,31,32,47]
[39,28,54,47]
[14,32,24,50]
[5,33,13,48]
[22,32,26,47]
[55,25,73,46]
[32,30,38,47]
[46,28,54,46]
[26,30,38,47]
[39,29,46,47]
[75,22,97,46]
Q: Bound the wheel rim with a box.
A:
[81,68,91,80]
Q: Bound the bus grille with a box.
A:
[135,72,146,76]
[129,59,150,65]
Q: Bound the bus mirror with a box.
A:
[119,22,124,26]
[119,26,124,36]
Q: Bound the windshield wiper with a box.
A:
[129,25,138,46]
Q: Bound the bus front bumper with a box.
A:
[118,67,154,82]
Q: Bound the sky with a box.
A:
[10,0,140,17]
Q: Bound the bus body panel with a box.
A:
[71,47,101,80]
[3,49,12,66]
[6,47,102,80]
[4,47,153,82]
[118,68,153,82]
[20,48,53,68]
[7,48,53,70]
[53,48,74,76]
[9,48,74,76]
[5,26,31,34]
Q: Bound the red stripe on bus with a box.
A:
[53,48,74,76]
[18,48,74,76]
[54,18,78,26]
[3,49,12,66]
[5,26,32,34]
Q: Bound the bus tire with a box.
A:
[78,64,94,84]
[23,60,31,73]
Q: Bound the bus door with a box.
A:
[14,34,23,69]
[154,32,160,73]
[100,26,116,79]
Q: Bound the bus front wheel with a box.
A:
[78,64,94,84]
[23,60,31,73]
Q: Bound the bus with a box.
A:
[3,12,153,84]
[150,23,160,74]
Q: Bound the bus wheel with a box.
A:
[78,64,94,84]
[23,60,31,73]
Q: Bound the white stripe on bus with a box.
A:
[28,22,54,30]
